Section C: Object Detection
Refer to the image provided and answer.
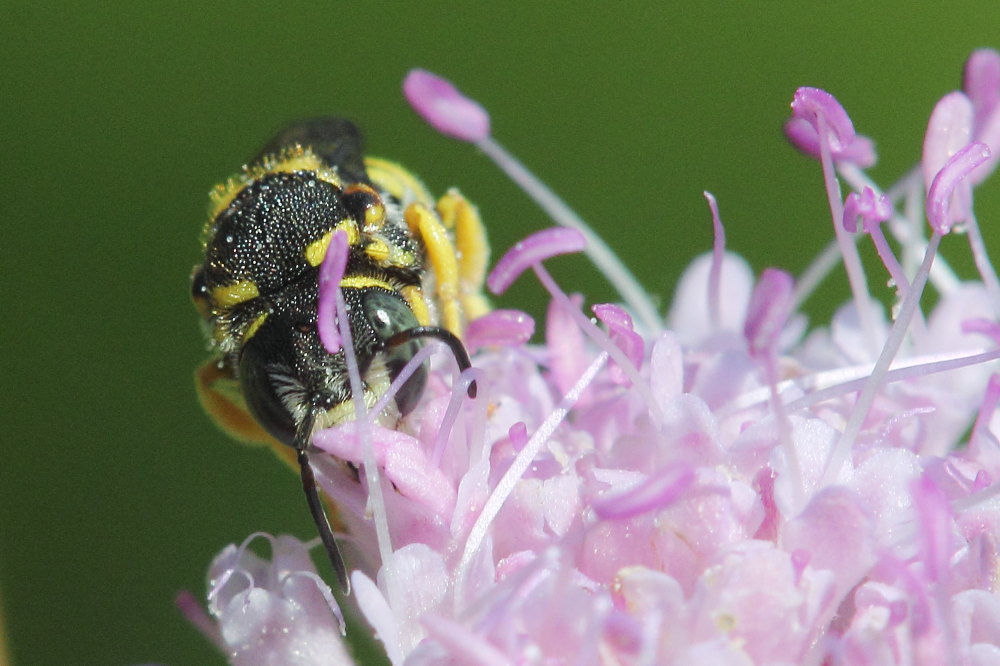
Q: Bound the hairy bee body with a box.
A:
[191,118,488,588]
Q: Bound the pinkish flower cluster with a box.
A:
[182,52,1000,665]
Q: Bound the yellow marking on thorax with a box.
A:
[304,222,360,267]
[211,280,259,308]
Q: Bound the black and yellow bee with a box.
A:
[191,118,489,589]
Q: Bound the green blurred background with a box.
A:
[3,2,1000,663]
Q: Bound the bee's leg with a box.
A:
[436,189,491,321]
[403,202,463,335]
[295,418,350,594]
[195,359,277,446]
[385,326,477,398]
[364,156,436,207]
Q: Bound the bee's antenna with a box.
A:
[385,326,477,398]
[295,415,350,593]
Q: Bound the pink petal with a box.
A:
[743,268,795,358]
[313,424,456,517]
[922,91,975,193]
[541,475,582,536]
[351,572,403,664]
[206,535,350,665]
[377,544,449,654]
[953,589,1000,649]
[666,251,754,346]
[780,486,877,603]
[592,303,644,383]
[849,448,923,546]
[649,331,684,410]
[545,293,588,400]
[912,472,953,584]
[592,463,695,520]
[422,614,512,665]
[964,49,1000,125]
[687,542,836,663]
[464,309,535,351]
[971,108,1000,184]
[964,50,1000,184]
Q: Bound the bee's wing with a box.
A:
[252,117,371,185]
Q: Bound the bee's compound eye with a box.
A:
[362,290,418,340]
[360,290,427,415]
[238,341,297,446]
[190,265,211,316]
[190,265,206,298]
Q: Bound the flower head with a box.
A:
[185,52,1000,664]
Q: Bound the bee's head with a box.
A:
[238,281,427,446]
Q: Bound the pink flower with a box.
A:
[184,52,1000,664]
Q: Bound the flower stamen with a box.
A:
[406,69,662,333]
[455,351,607,609]
[792,87,880,356]
[704,191,726,329]
[316,229,349,354]
[745,268,803,508]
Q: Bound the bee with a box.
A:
[191,118,489,590]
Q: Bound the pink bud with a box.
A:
[964,48,1000,125]
[922,92,974,194]
[785,87,876,167]
[791,87,856,149]
[744,268,795,358]
[487,227,587,294]
[926,141,990,234]
[843,187,891,233]
[592,303,644,382]
[403,69,491,143]
[964,49,1000,183]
